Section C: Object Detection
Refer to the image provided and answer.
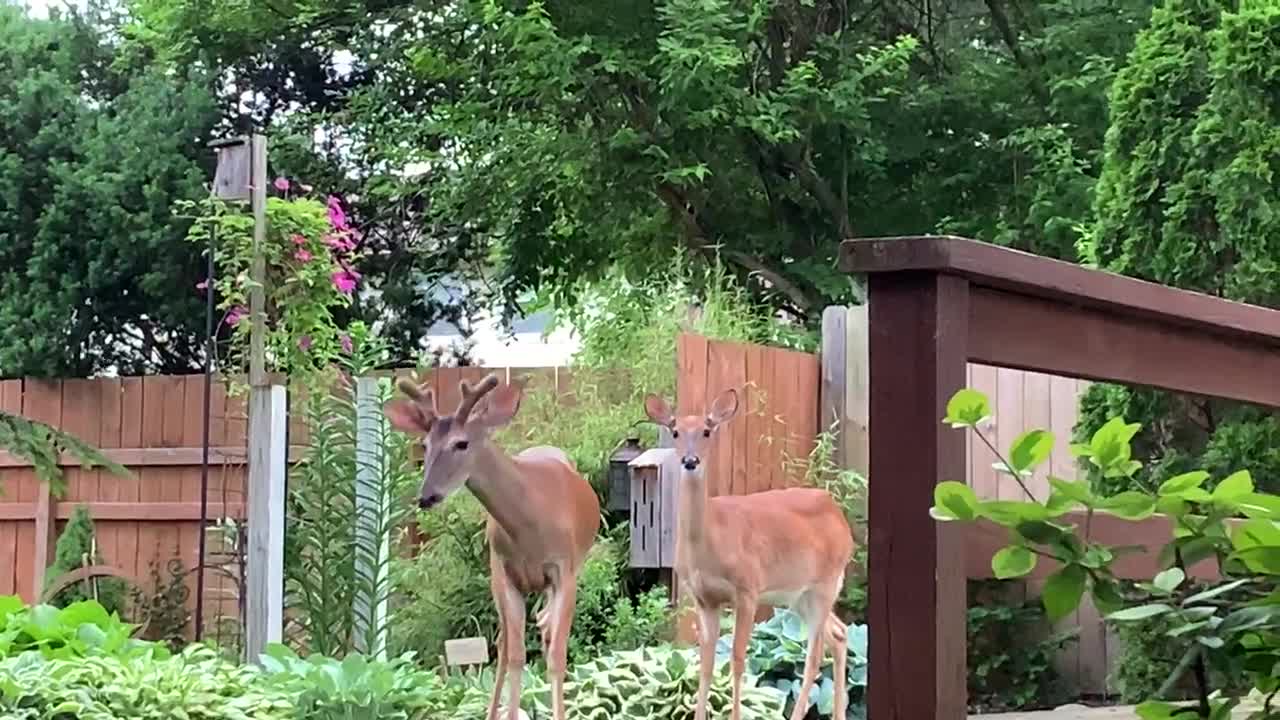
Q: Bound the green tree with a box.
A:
[126,0,1152,329]
[0,3,220,377]
[1077,0,1280,498]
[44,505,127,615]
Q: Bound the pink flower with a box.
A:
[326,196,348,230]
[294,248,313,262]
[196,280,209,292]
[225,306,247,326]
[298,335,313,351]
[331,268,361,295]
[340,334,353,354]
[273,177,291,192]
[325,233,355,252]
[290,234,307,245]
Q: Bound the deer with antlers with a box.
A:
[644,388,854,720]
[385,374,600,720]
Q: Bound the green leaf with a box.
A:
[1212,470,1253,501]
[1183,579,1252,607]
[1008,429,1054,474]
[1091,578,1125,615]
[1015,520,1068,545]
[978,500,1050,526]
[1135,701,1180,720]
[931,482,978,521]
[1235,492,1280,520]
[943,389,991,428]
[992,545,1037,579]
[1108,604,1175,622]
[1041,564,1087,621]
[1158,471,1210,496]
[1152,568,1185,594]
[1100,491,1157,520]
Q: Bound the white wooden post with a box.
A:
[245,384,286,663]
[353,377,389,659]
[820,305,870,478]
[248,133,268,387]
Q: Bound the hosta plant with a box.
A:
[932,388,1280,720]
[259,643,450,720]
[535,645,785,720]
[716,608,867,718]
[0,644,291,720]
[0,596,160,660]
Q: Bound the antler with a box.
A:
[456,374,500,425]
[396,377,440,426]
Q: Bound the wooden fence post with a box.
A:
[244,384,286,663]
[353,377,389,660]
[819,306,869,477]
[31,483,54,596]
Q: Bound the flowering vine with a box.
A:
[180,178,368,381]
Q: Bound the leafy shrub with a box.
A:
[966,582,1074,713]
[43,505,127,615]
[0,596,159,660]
[0,644,291,720]
[935,388,1280,719]
[260,643,450,719]
[715,608,867,719]
[566,532,672,664]
[545,645,785,719]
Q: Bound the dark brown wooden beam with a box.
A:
[969,288,1280,408]
[841,236,1280,348]
[867,271,968,720]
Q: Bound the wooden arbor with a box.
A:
[841,235,1280,720]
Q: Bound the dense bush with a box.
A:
[935,388,1280,719]
[966,583,1074,713]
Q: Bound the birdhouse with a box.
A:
[607,436,645,512]
[209,135,255,202]
[628,447,680,569]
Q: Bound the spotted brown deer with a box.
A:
[644,388,854,720]
[385,374,600,720]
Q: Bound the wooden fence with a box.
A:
[675,333,821,498]
[0,367,575,637]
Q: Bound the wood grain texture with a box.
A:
[866,272,969,720]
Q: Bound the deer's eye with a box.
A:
[703,428,711,438]
[671,431,679,439]
[453,440,470,451]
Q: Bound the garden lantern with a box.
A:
[607,435,645,513]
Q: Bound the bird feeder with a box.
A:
[627,447,679,569]
[607,435,645,513]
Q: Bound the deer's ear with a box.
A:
[644,394,674,427]
[708,388,739,426]
[473,383,522,429]
[385,399,432,434]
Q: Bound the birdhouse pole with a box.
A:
[211,134,284,664]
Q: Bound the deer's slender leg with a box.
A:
[546,571,578,720]
[826,611,848,720]
[694,603,719,720]
[729,594,758,720]
[486,560,512,720]
[788,591,832,720]
[496,576,528,720]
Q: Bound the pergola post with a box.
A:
[865,272,969,720]
[844,234,1280,720]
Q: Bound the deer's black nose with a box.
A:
[682,456,700,471]
[418,494,442,510]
